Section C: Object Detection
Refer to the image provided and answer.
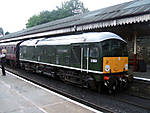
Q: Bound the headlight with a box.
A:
[125,64,128,70]
[105,65,110,72]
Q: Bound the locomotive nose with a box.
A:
[103,57,128,73]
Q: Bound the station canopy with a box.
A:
[1,0,150,41]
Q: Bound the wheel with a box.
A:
[112,84,116,90]
[108,89,113,94]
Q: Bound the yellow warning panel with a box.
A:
[103,57,128,73]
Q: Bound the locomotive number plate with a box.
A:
[91,59,97,63]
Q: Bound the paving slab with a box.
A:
[0,69,101,113]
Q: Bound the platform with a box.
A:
[0,69,101,113]
[132,65,150,81]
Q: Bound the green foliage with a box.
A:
[60,0,88,15]
[26,0,89,28]
[0,28,10,37]
[26,15,40,28]
[0,27,4,36]
[5,31,10,35]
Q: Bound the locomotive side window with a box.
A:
[84,47,87,57]
[19,47,27,59]
[71,45,81,66]
[42,47,47,55]
[56,46,69,65]
[90,47,99,58]
[57,48,68,53]
[22,47,26,54]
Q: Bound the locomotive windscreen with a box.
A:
[101,39,128,57]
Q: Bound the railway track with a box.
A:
[5,67,150,113]
[5,67,115,113]
[126,78,150,100]
[111,93,150,111]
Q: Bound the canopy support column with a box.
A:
[133,32,137,72]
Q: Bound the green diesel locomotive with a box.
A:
[19,32,132,92]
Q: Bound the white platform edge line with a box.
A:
[134,77,150,82]
[6,71,103,113]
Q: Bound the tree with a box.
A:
[59,0,88,16]
[26,15,41,28]
[0,27,4,36]
[26,0,89,28]
[5,31,10,35]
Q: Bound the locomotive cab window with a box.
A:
[101,40,111,57]
[101,39,128,57]
[111,40,128,56]
[121,42,128,56]
[111,40,121,56]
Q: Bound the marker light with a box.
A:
[125,64,128,70]
[105,65,110,72]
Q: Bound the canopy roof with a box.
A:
[1,0,150,42]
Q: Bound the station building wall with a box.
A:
[127,35,150,64]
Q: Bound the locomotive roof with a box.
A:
[20,32,126,46]
[20,38,44,46]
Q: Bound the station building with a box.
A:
[1,0,150,71]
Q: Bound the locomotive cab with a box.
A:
[100,39,129,92]
[80,38,130,92]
